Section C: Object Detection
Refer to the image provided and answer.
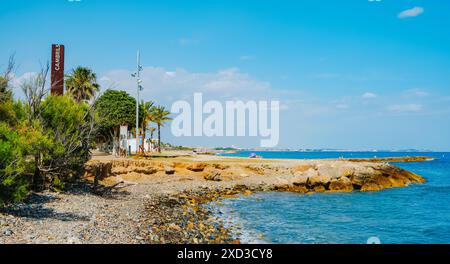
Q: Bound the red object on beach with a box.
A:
[51,44,65,96]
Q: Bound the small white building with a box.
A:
[123,138,159,154]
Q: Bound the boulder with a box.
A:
[292,168,317,186]
[348,165,376,186]
[112,167,129,175]
[204,171,222,182]
[313,185,326,192]
[329,177,353,192]
[317,164,340,180]
[360,181,383,192]
[290,185,309,193]
[134,167,158,174]
[337,166,354,178]
[164,166,175,175]
[308,172,332,186]
[187,163,208,172]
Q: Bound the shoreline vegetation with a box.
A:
[1,153,427,244]
[1,56,173,208]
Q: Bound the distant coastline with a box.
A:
[215,148,440,153]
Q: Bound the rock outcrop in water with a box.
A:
[344,156,433,163]
[85,156,426,194]
[283,163,425,193]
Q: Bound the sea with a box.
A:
[211,151,450,244]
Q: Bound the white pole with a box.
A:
[136,50,140,155]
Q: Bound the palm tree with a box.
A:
[141,101,154,133]
[65,67,100,103]
[151,106,172,153]
[140,101,154,151]
[148,126,156,151]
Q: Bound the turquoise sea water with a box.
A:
[214,151,450,244]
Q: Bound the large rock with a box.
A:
[288,185,309,193]
[359,164,425,191]
[337,165,354,178]
[308,171,333,186]
[187,163,208,172]
[292,168,317,186]
[361,181,384,192]
[316,164,340,180]
[204,171,222,182]
[112,166,129,175]
[329,177,353,192]
[164,166,175,175]
[313,185,326,192]
[134,167,158,174]
[87,162,113,178]
[347,165,377,187]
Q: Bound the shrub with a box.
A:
[0,123,29,206]
[32,95,97,189]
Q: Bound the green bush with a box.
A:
[0,122,29,206]
[1,95,97,204]
[1,61,99,205]
[34,95,96,188]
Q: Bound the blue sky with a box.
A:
[1,0,450,150]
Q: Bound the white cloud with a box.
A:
[362,92,377,99]
[398,7,424,19]
[165,71,176,78]
[388,104,422,112]
[98,66,277,106]
[8,71,48,100]
[10,72,38,87]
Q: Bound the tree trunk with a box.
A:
[149,130,154,152]
[113,127,119,156]
[32,155,42,191]
[158,124,161,153]
[142,121,146,151]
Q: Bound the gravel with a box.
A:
[0,180,241,244]
[0,182,147,244]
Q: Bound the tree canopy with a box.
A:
[0,76,12,102]
[94,89,141,138]
[65,67,100,103]
[151,106,172,152]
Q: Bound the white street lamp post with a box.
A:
[132,50,143,155]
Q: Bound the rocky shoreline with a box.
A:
[1,155,427,244]
[139,188,240,244]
